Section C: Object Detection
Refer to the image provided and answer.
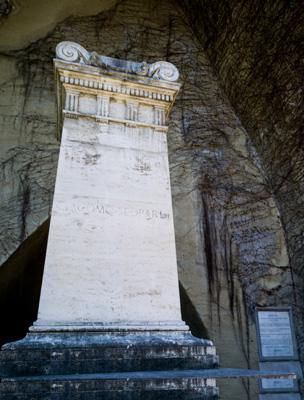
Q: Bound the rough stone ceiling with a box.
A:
[0,0,118,51]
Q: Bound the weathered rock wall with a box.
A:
[0,0,298,398]
[179,0,304,385]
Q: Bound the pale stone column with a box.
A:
[34,42,187,332]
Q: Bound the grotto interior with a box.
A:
[0,0,303,398]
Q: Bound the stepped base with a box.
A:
[0,330,218,377]
[0,329,219,399]
[1,372,219,400]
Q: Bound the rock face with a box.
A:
[0,0,301,399]
[178,0,304,393]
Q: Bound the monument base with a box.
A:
[0,327,219,399]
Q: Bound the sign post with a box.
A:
[256,307,302,399]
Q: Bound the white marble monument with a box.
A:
[34,41,187,332]
[0,41,220,399]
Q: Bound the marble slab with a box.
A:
[35,58,184,330]
[256,308,298,360]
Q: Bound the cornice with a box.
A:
[54,43,181,139]
[56,41,180,83]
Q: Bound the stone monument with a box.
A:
[0,42,219,399]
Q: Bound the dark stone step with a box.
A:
[0,331,218,377]
[0,354,217,377]
[0,389,218,400]
[0,370,219,400]
[0,330,219,398]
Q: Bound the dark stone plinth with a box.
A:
[0,330,218,377]
[0,330,219,399]
[0,373,219,400]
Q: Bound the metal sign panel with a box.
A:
[256,308,298,361]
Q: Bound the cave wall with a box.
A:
[179,0,304,385]
[0,0,298,398]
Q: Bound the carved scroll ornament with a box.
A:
[56,41,179,82]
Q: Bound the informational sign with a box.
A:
[256,308,300,395]
[256,308,298,361]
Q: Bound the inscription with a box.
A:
[64,146,101,164]
[54,201,170,221]
[257,310,300,395]
[257,310,295,359]
[133,156,152,174]
[124,289,161,298]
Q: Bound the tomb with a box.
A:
[0,42,219,400]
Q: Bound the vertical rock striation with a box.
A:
[179,0,304,391]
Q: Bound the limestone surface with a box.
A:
[36,53,184,328]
